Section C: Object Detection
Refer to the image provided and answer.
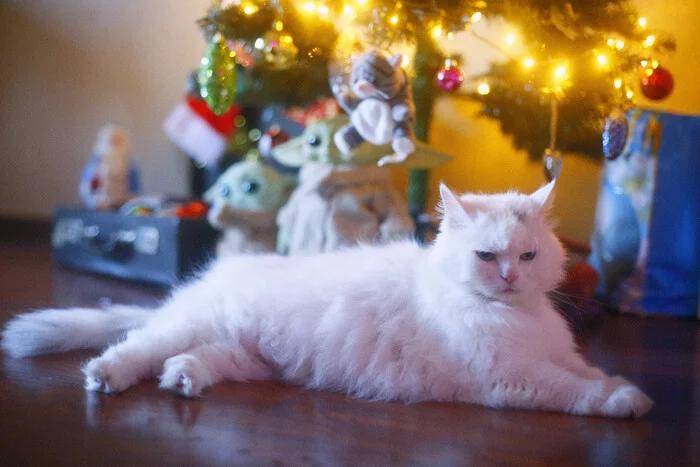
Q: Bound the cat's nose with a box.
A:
[501,271,518,285]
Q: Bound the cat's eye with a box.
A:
[241,180,260,194]
[308,135,321,147]
[520,251,537,261]
[475,251,496,262]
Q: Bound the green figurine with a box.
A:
[204,152,294,256]
[271,116,451,255]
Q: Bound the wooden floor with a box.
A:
[1,232,699,466]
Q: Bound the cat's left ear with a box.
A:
[387,53,403,69]
[530,180,556,212]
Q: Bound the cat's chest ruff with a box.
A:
[351,99,394,145]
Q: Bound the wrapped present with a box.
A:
[589,109,700,317]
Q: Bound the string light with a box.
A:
[652,59,659,68]
[523,57,535,68]
[401,54,410,67]
[597,54,608,66]
[274,20,284,32]
[356,0,366,6]
[638,17,647,27]
[626,90,634,99]
[432,24,443,38]
[615,40,625,50]
[471,12,482,23]
[607,38,615,47]
[643,35,655,47]
[505,33,516,46]
[389,15,399,25]
[303,2,315,13]
[614,78,622,89]
[477,82,490,95]
[254,38,265,49]
[641,59,649,67]
[554,66,567,80]
[241,2,258,15]
[317,5,329,15]
[343,4,355,16]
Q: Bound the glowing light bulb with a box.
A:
[477,82,490,95]
[356,0,366,6]
[432,25,443,38]
[317,5,329,15]
[643,35,655,47]
[641,60,648,67]
[274,20,284,31]
[614,78,622,89]
[638,17,647,27]
[254,38,265,49]
[626,90,634,99]
[607,38,615,47]
[389,15,399,25]
[303,2,316,13]
[343,5,355,16]
[597,55,608,66]
[401,55,410,67]
[447,32,454,40]
[555,66,567,79]
[471,12,482,23]
[505,33,516,46]
[652,59,659,68]
[242,3,258,15]
[523,57,535,68]
[615,40,625,50]
[645,68,654,76]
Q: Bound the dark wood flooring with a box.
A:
[1,231,699,466]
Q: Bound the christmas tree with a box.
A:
[194,0,674,212]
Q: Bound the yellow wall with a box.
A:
[392,98,603,244]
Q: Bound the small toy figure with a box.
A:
[79,125,140,210]
[272,117,429,255]
[204,154,293,256]
[333,51,416,166]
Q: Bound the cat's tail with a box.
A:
[1,305,152,358]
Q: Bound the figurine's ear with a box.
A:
[387,53,403,69]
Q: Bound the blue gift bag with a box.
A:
[589,109,700,317]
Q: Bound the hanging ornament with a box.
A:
[640,66,674,100]
[602,107,629,160]
[436,59,464,92]
[199,34,237,115]
[543,148,563,181]
[256,29,298,71]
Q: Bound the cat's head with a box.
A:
[350,51,405,100]
[432,182,565,304]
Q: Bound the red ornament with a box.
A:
[437,62,464,92]
[640,66,674,101]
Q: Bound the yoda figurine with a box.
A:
[271,116,451,255]
[204,155,293,256]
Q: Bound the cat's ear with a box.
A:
[530,180,556,212]
[439,183,470,227]
[387,53,403,69]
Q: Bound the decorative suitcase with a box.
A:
[52,208,218,286]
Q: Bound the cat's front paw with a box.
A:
[83,356,138,394]
[159,354,211,398]
[601,382,654,418]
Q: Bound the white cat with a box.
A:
[1,181,653,418]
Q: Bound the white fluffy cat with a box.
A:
[1,181,653,418]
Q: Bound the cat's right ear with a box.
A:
[439,183,469,228]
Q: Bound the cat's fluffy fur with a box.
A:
[1,182,653,418]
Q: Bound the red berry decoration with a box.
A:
[640,66,674,101]
[437,61,464,93]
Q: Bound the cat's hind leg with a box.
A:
[158,342,271,398]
